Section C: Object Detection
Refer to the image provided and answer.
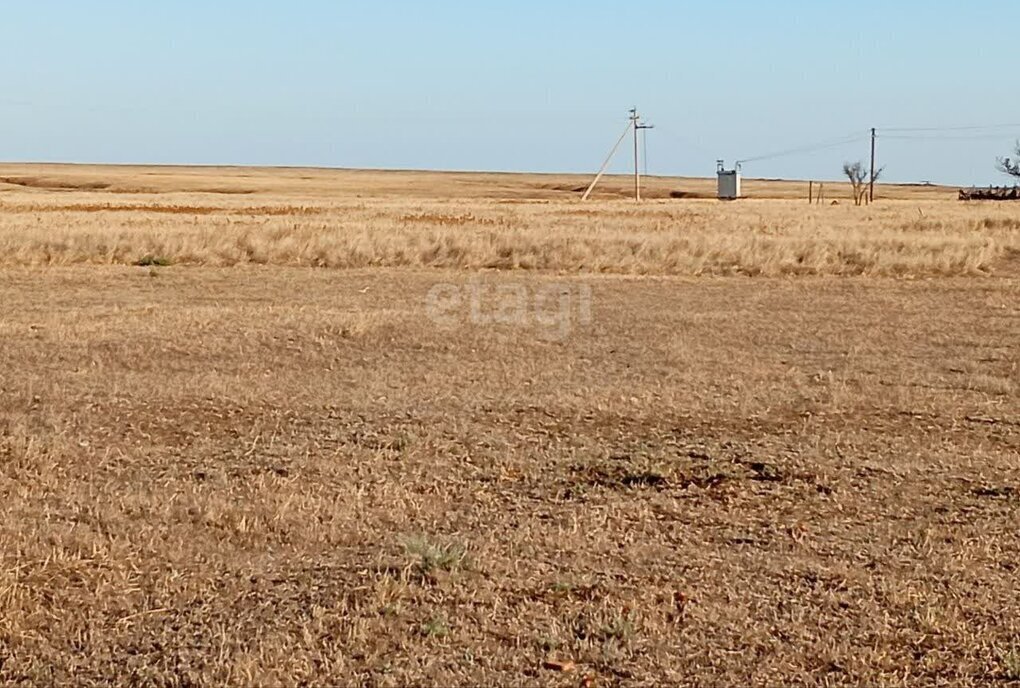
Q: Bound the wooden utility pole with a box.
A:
[869,127,877,203]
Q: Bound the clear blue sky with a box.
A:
[2,1,1016,184]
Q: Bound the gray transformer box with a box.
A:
[716,161,742,200]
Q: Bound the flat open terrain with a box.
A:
[0,165,1018,686]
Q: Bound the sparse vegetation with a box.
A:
[0,165,1017,685]
[403,536,469,575]
[599,612,636,643]
[1000,647,1020,681]
[135,254,172,267]
[419,616,450,639]
[843,160,883,206]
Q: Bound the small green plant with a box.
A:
[601,613,635,642]
[403,535,468,574]
[419,616,449,638]
[135,254,172,267]
[999,647,1020,681]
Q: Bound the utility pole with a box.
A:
[631,108,654,201]
[869,127,877,203]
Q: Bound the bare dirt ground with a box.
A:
[0,166,1018,686]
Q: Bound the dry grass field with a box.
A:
[1,165,1015,278]
[0,164,1018,686]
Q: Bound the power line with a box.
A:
[737,132,868,166]
[585,119,1014,189]
[882,133,1017,141]
[643,126,649,177]
[881,123,1020,133]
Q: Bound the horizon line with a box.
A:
[0,160,986,188]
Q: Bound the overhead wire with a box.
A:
[882,133,1017,141]
[880,123,1020,133]
[643,126,649,177]
[737,132,869,166]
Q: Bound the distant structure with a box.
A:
[716,161,742,200]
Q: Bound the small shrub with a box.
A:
[999,647,1020,681]
[600,613,635,642]
[135,254,172,267]
[403,535,469,575]
[419,616,449,638]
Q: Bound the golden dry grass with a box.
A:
[0,164,1017,278]
[0,163,959,200]
[0,165,1018,686]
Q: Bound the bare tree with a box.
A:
[842,161,883,206]
[996,141,1020,179]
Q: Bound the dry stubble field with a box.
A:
[0,165,1018,686]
